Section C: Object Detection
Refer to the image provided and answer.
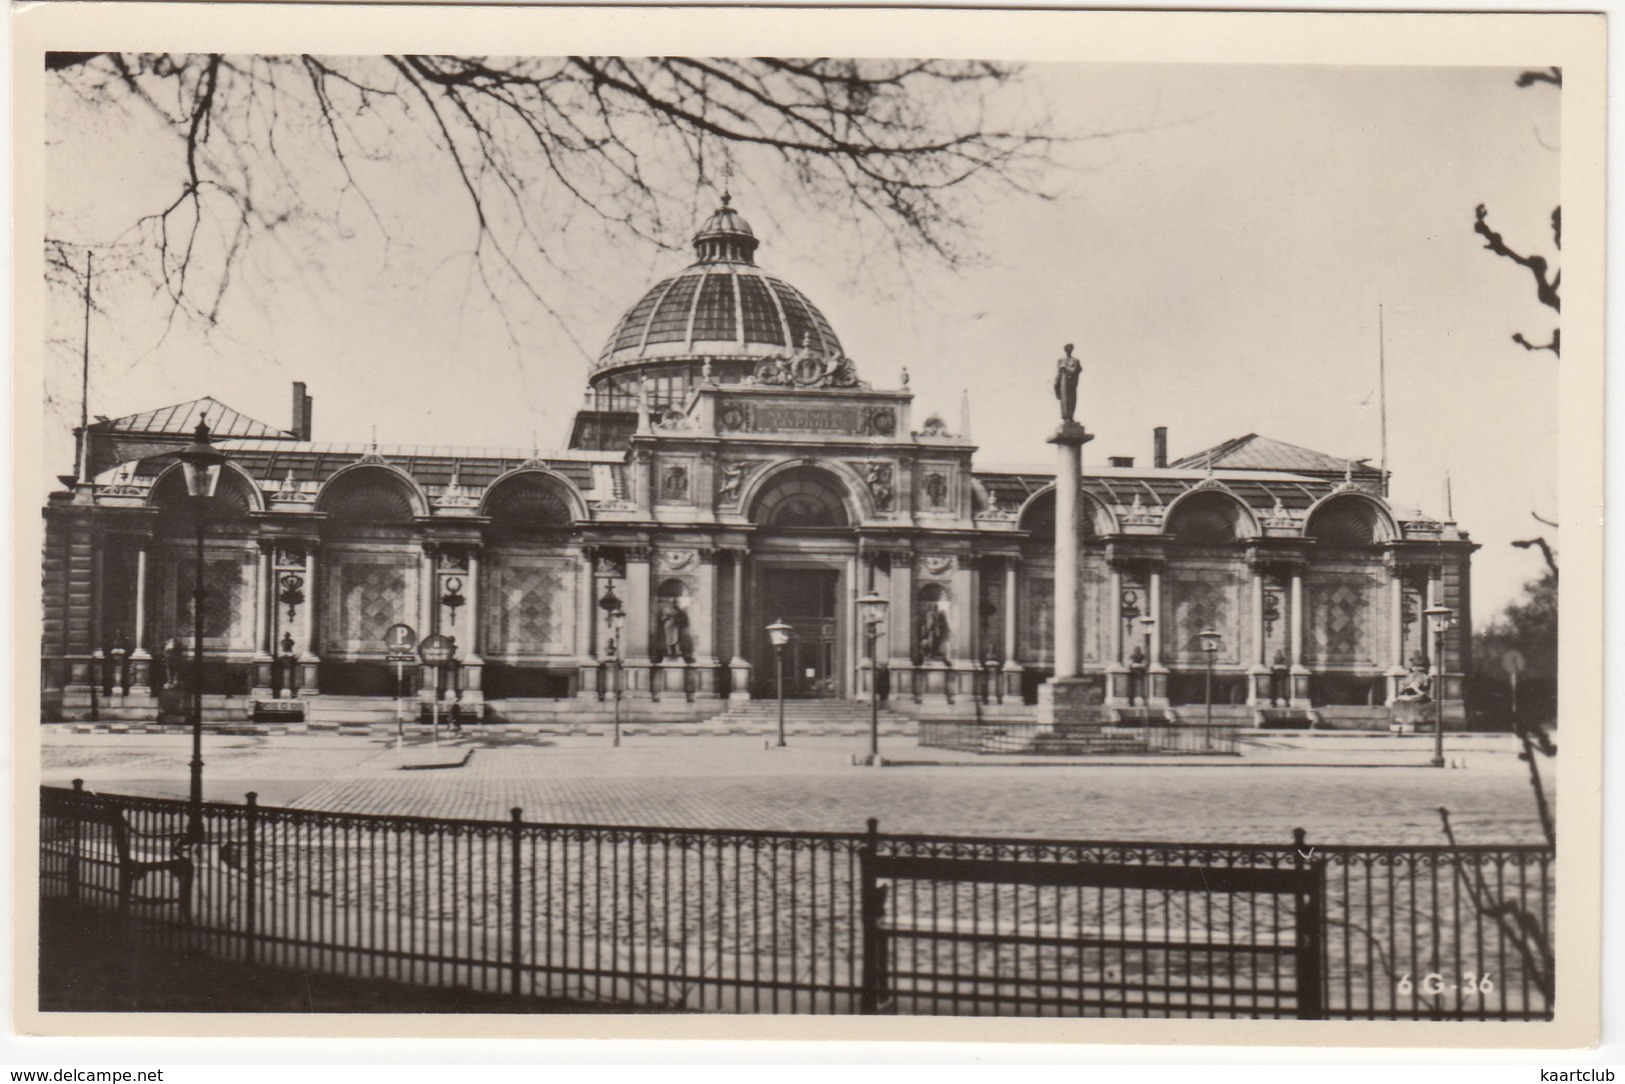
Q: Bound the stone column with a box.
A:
[886,550,915,702]
[129,539,153,695]
[417,544,438,698]
[297,546,321,697]
[252,540,275,696]
[1001,555,1023,700]
[728,548,750,700]
[1036,420,1093,726]
[90,544,105,697]
[461,546,484,703]
[624,545,653,697]
[1289,566,1310,707]
[576,547,601,702]
[950,555,977,700]
[1147,565,1169,706]
[1105,561,1128,704]
[1246,561,1269,706]
[691,549,719,697]
[848,552,865,700]
[1385,558,1408,704]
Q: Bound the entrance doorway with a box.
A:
[758,568,840,698]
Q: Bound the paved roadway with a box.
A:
[38,728,1552,846]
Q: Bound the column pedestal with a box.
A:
[917,660,952,709]
[297,656,321,699]
[728,657,752,702]
[1384,665,1409,707]
[1106,663,1131,705]
[1246,664,1271,707]
[1035,677,1098,728]
[252,654,275,698]
[129,649,153,697]
[1147,664,1170,708]
[460,655,485,704]
[1289,665,1312,709]
[1001,660,1024,703]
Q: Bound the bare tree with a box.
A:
[45,54,1057,338]
[1472,67,1560,357]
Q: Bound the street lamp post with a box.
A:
[767,618,791,747]
[1198,627,1221,753]
[856,591,889,765]
[176,420,227,844]
[1424,604,1455,768]
[598,585,626,748]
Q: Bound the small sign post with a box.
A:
[419,634,455,745]
[385,623,417,751]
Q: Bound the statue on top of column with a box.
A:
[1053,343,1081,423]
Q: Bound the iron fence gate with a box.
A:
[859,828,1324,1017]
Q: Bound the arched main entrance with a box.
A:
[748,465,856,699]
[758,567,840,698]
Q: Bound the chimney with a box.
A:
[291,381,313,441]
[1153,426,1168,469]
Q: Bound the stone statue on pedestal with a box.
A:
[1054,343,1082,423]
[1396,652,1433,702]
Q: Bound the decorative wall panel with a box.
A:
[325,552,415,655]
[979,572,1003,659]
[485,557,575,658]
[1081,557,1107,663]
[1165,565,1243,666]
[1307,570,1382,666]
[163,547,254,651]
[1020,571,1054,666]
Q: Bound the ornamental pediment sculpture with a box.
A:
[1121,493,1162,527]
[750,337,861,389]
[863,461,894,513]
[658,549,697,572]
[919,554,957,577]
[271,468,317,503]
[654,405,699,432]
[1262,496,1298,529]
[716,459,762,506]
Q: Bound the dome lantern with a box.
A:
[692,194,759,264]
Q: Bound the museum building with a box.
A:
[41,199,1476,729]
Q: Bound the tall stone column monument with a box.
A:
[1036,344,1094,727]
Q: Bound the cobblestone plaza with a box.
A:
[41,728,1551,845]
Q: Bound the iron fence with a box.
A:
[40,783,1552,1020]
[919,719,1240,756]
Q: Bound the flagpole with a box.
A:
[1378,304,1388,498]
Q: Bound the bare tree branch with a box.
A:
[1473,204,1560,312]
[1515,67,1562,88]
[48,53,1060,350]
[1511,329,1560,357]
[1511,537,1558,581]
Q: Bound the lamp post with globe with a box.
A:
[1198,627,1221,753]
[599,583,626,747]
[175,420,228,843]
[767,618,792,747]
[857,591,889,764]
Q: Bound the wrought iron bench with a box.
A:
[54,784,195,919]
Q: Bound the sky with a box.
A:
[40,60,1561,623]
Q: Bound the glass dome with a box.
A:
[595,197,845,373]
